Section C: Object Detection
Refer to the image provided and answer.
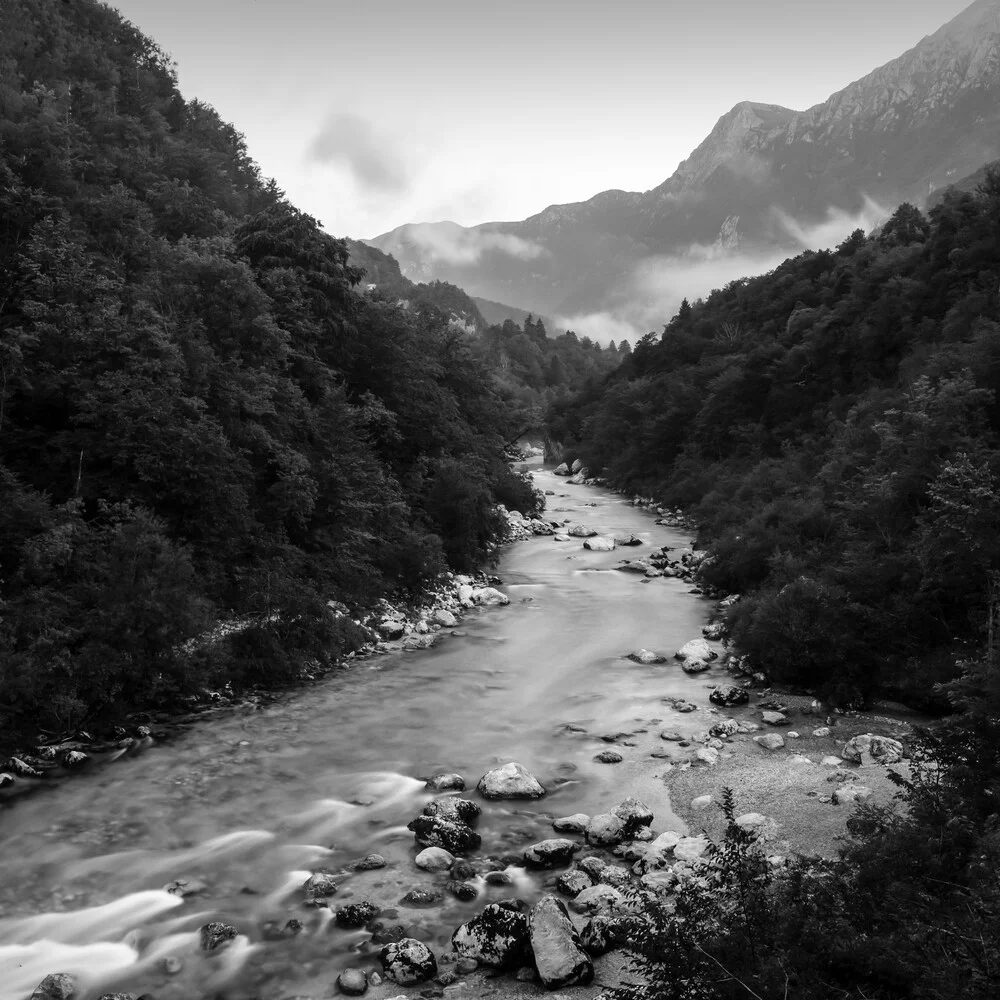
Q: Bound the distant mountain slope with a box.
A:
[369,0,1000,329]
[473,296,553,332]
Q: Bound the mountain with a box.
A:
[368,0,1000,329]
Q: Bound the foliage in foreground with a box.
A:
[0,0,539,735]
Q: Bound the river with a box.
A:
[0,469,718,1000]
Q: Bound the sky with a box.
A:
[111,0,974,240]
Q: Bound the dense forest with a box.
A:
[0,0,544,737]
[550,191,1000,707]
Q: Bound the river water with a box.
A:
[0,469,718,1000]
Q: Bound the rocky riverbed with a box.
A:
[0,468,917,1000]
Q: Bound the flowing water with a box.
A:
[0,469,719,1000]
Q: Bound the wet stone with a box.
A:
[380,938,438,985]
[302,872,338,898]
[354,854,386,871]
[337,969,368,996]
[447,880,479,902]
[594,749,623,764]
[199,921,238,951]
[29,974,77,1000]
[336,900,381,928]
[425,773,465,792]
[401,888,444,908]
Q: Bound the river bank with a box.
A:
[0,468,915,1000]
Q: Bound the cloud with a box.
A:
[559,198,892,345]
[404,224,548,265]
[306,112,411,193]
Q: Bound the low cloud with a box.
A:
[558,199,892,345]
[307,112,411,193]
[405,224,548,266]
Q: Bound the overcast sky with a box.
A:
[111,0,972,240]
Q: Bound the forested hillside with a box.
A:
[550,189,1000,706]
[0,0,539,736]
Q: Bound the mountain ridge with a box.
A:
[369,0,1000,327]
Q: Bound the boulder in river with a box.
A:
[680,658,712,674]
[554,462,571,476]
[570,884,624,916]
[567,524,598,538]
[199,921,238,951]
[553,813,590,833]
[615,560,649,573]
[452,902,532,968]
[422,797,481,824]
[354,853,386,871]
[583,536,615,551]
[614,533,643,546]
[585,813,628,846]
[415,847,455,872]
[529,895,595,990]
[425,772,465,791]
[594,749,623,763]
[377,619,406,640]
[458,584,475,606]
[336,969,369,996]
[842,733,904,765]
[4,756,41,777]
[402,633,437,650]
[628,649,667,664]
[675,638,717,663]
[302,872,338,898]
[407,814,481,853]
[477,761,546,799]
[556,870,593,897]
[29,974,77,1000]
[380,938,438,984]
[709,684,749,707]
[433,609,458,627]
[336,900,381,927]
[400,888,443,908]
[523,838,579,868]
[472,587,509,607]
[571,459,584,473]
[61,750,89,767]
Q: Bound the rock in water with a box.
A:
[336,901,381,927]
[594,749,623,763]
[680,658,712,674]
[585,813,628,846]
[556,870,593,897]
[199,921,238,951]
[842,734,904,765]
[529,895,595,989]
[452,902,531,968]
[472,587,509,606]
[675,638,717,663]
[422,797,481,824]
[567,524,598,537]
[614,533,643,546]
[407,814,481,853]
[415,847,455,872]
[380,938,437,985]
[709,684,749,707]
[425,772,465,791]
[29,975,76,1000]
[433,609,457,627]
[477,761,546,799]
[583,536,615,551]
[302,871,338,898]
[628,649,667,664]
[523,838,579,868]
[553,462,570,476]
[762,711,789,726]
[337,969,368,995]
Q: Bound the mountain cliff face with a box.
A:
[368,0,1000,324]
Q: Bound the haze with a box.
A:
[109,0,970,242]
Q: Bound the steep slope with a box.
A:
[369,0,1000,324]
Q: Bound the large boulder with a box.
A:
[709,684,749,707]
[554,462,571,476]
[567,524,598,538]
[523,839,579,868]
[473,587,509,607]
[553,813,590,833]
[529,895,595,990]
[433,609,458,627]
[380,938,437,985]
[675,638,717,663]
[452,902,531,968]
[611,796,654,835]
[585,813,628,846]
[568,468,590,484]
[583,536,615,551]
[407,815,481,853]
[377,619,406,640]
[477,761,546,799]
[842,734,904,765]
[415,847,455,872]
[571,459,584,473]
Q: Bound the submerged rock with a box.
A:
[452,902,531,968]
[529,895,594,989]
[380,938,437,984]
[594,749,623,763]
[354,853,386,871]
[477,761,546,799]
[199,921,238,951]
[336,969,368,996]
